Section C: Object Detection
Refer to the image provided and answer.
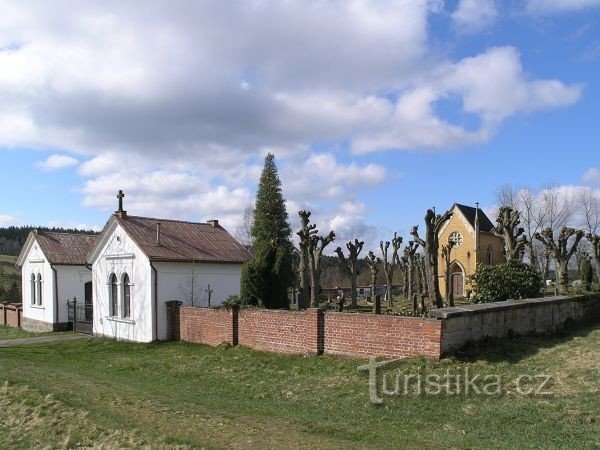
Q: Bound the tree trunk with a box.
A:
[557,259,569,295]
[350,267,358,308]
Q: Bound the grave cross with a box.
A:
[205,283,214,307]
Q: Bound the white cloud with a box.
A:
[452,0,498,33]
[0,214,16,225]
[583,168,600,185]
[36,154,78,171]
[527,0,600,14]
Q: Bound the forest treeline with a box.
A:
[0,226,97,256]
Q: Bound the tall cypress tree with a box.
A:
[240,153,294,308]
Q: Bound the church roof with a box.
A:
[454,203,495,232]
[112,215,252,263]
[19,230,98,266]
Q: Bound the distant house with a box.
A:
[16,192,252,342]
[16,230,97,332]
[437,203,504,298]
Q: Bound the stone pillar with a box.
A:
[165,301,183,341]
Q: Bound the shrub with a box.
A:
[470,261,544,303]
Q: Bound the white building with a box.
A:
[17,193,252,342]
[86,204,251,342]
[16,230,97,332]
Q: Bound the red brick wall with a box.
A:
[179,307,235,347]
[178,306,443,359]
[238,309,317,354]
[1,303,22,328]
[323,312,442,359]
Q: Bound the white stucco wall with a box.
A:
[152,261,243,340]
[91,223,153,342]
[55,265,92,324]
[21,243,55,325]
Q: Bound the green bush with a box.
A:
[469,261,544,303]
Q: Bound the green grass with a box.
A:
[0,326,39,340]
[0,325,599,449]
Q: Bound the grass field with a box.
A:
[0,324,598,449]
[0,326,45,340]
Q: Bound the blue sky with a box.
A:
[0,0,598,250]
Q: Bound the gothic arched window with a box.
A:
[122,273,131,318]
[110,273,118,316]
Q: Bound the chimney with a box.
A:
[207,219,219,228]
[156,222,161,246]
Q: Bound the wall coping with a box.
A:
[429,295,589,319]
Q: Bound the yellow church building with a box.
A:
[437,203,504,299]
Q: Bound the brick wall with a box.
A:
[323,313,442,359]
[180,306,236,346]
[1,302,22,328]
[179,306,443,359]
[238,309,318,354]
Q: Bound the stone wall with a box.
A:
[430,294,600,354]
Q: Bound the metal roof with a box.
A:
[32,231,98,265]
[114,215,252,263]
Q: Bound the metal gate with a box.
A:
[67,298,93,334]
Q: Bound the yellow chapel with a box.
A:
[437,203,504,299]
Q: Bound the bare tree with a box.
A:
[235,205,254,249]
[587,234,600,283]
[534,227,585,295]
[518,187,545,269]
[441,242,456,307]
[495,183,519,210]
[297,210,335,307]
[493,207,528,261]
[401,241,419,311]
[579,187,600,235]
[411,208,452,308]
[335,239,364,308]
[365,250,381,314]
[380,233,402,308]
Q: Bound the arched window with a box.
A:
[36,273,43,306]
[30,273,36,305]
[486,245,493,265]
[110,273,118,316]
[122,273,131,318]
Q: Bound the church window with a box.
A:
[110,273,118,316]
[486,245,493,265]
[448,231,463,247]
[122,273,131,318]
[36,273,43,306]
[30,273,36,305]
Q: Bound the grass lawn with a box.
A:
[0,326,48,340]
[1,324,599,449]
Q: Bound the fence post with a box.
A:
[72,298,78,333]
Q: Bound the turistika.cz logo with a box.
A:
[358,357,554,404]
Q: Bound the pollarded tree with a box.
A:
[411,208,452,308]
[335,239,364,308]
[240,153,294,308]
[297,210,335,308]
[493,206,528,261]
[587,233,600,284]
[380,233,402,308]
[534,227,585,295]
[365,251,381,314]
[401,241,419,310]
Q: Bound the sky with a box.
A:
[0,0,599,252]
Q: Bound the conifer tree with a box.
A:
[240,153,294,308]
